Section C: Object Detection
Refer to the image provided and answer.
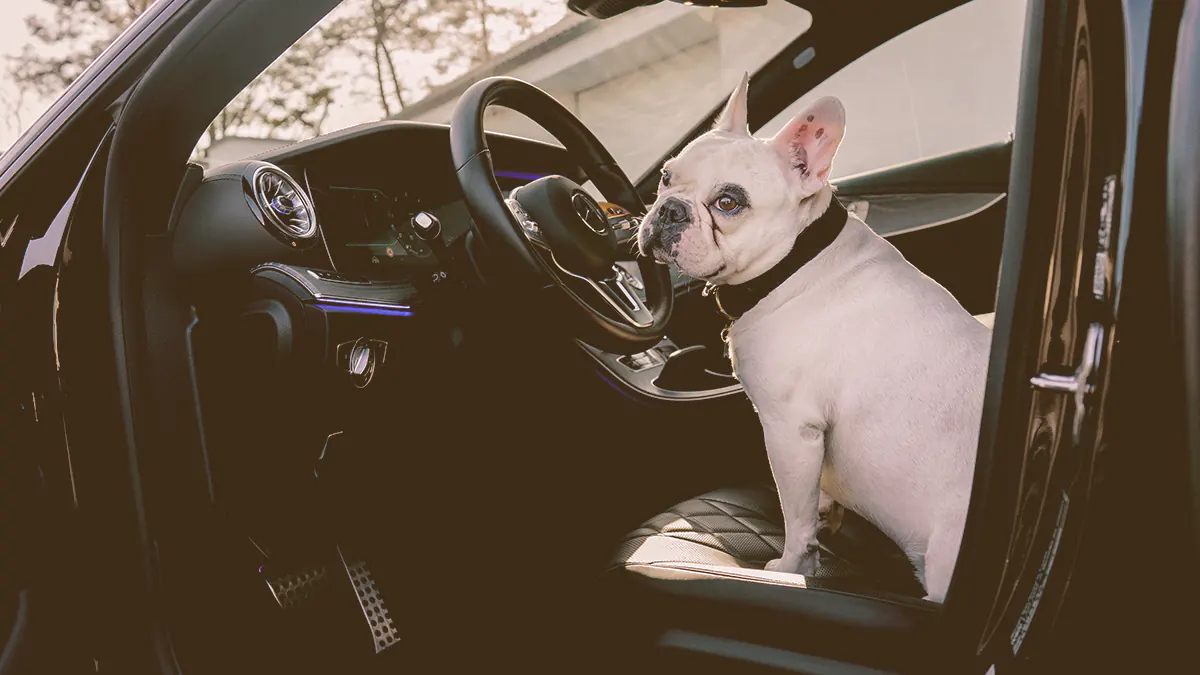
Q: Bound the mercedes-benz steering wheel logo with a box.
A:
[572,192,609,236]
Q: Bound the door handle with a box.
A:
[1030,321,1106,445]
[1028,175,1116,444]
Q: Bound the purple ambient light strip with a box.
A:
[311,299,413,317]
[494,170,548,182]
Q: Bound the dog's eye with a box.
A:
[714,194,741,214]
[660,170,671,187]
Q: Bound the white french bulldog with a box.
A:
[638,75,990,602]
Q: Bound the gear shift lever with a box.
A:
[412,210,456,286]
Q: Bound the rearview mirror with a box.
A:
[568,0,768,21]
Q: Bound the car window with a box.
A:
[756,0,1028,180]
[188,0,811,177]
[1,1,160,154]
[404,1,811,179]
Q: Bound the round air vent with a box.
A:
[251,165,317,241]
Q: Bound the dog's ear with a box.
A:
[771,96,846,190]
[713,72,750,135]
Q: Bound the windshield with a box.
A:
[0,1,810,174]
[199,0,812,178]
[396,1,812,178]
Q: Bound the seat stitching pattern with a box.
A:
[608,533,746,573]
[696,496,784,557]
[624,495,784,565]
[610,487,927,596]
[701,494,779,517]
[657,509,758,557]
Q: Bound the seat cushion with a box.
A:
[610,486,926,597]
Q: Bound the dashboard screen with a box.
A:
[323,185,435,266]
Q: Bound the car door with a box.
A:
[947,0,1125,667]
[940,2,1198,672]
[980,2,1200,672]
[0,2,211,673]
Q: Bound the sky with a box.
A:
[0,0,51,150]
[0,0,567,152]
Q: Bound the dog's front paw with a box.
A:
[764,547,820,576]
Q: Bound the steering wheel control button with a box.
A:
[411,211,442,241]
[505,194,544,244]
[615,265,645,292]
[510,176,619,279]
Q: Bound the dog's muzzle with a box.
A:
[642,196,691,259]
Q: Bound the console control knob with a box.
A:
[336,337,381,389]
[348,343,371,376]
[412,211,442,241]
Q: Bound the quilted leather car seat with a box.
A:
[610,485,925,597]
[600,486,940,673]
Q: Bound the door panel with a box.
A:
[943,1,1129,671]
[831,142,1014,316]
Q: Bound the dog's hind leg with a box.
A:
[763,422,825,576]
[818,489,844,536]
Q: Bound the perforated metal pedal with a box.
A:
[338,546,399,653]
[264,565,330,609]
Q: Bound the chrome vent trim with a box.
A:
[252,165,317,240]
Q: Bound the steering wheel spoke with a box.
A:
[589,267,654,328]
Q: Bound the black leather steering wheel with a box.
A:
[450,77,673,355]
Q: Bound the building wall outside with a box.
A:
[201,136,293,167]
[759,0,1029,179]
[400,1,809,179]
[400,0,1028,182]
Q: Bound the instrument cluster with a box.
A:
[318,184,438,272]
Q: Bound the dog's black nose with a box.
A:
[646,197,690,258]
[664,199,689,225]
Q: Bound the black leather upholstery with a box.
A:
[610,486,926,598]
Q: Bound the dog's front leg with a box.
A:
[763,423,825,575]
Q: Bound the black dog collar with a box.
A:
[705,196,849,321]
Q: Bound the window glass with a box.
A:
[2,1,160,153]
[757,0,1028,179]
[190,0,811,177]
[409,0,811,179]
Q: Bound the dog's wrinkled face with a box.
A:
[639,74,846,285]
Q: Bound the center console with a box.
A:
[579,338,743,401]
[578,264,744,401]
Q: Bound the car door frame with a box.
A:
[0,1,215,673]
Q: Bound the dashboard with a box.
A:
[260,121,591,280]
